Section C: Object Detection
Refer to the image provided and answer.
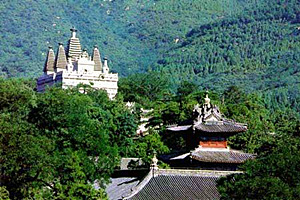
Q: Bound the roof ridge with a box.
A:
[122,170,153,199]
[122,169,243,199]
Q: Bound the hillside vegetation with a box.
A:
[0,0,299,110]
[0,0,245,77]
[154,0,300,111]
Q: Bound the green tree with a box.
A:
[0,81,120,199]
[118,71,171,107]
[132,131,169,166]
[217,132,300,199]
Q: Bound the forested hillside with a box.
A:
[155,0,300,111]
[0,0,245,77]
[0,0,299,110]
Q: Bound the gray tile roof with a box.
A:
[123,169,240,200]
[167,122,247,134]
[191,149,255,164]
[129,175,220,200]
[105,177,141,200]
[194,122,247,133]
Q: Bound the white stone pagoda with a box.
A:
[37,27,118,99]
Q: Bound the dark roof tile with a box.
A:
[195,123,247,133]
[191,149,255,164]
[129,175,220,200]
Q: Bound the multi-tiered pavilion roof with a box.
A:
[167,93,254,167]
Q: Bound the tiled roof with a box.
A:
[104,177,140,200]
[167,122,246,133]
[129,175,219,200]
[195,122,247,133]
[191,149,255,164]
[124,169,239,200]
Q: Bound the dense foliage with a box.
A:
[155,0,300,112]
[0,79,141,199]
[217,117,300,199]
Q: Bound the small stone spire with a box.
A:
[55,42,67,70]
[67,27,82,61]
[103,57,110,74]
[92,45,102,71]
[43,46,55,73]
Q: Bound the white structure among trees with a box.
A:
[37,27,118,99]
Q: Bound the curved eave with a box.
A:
[191,150,255,164]
[195,124,247,134]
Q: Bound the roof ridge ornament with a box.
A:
[151,151,158,170]
[204,90,211,106]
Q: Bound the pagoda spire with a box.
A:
[55,42,67,70]
[67,27,82,61]
[43,46,55,73]
[92,45,102,71]
[103,57,110,74]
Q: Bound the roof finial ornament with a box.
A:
[204,90,210,105]
[150,150,158,170]
[70,27,77,38]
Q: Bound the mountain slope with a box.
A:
[155,0,300,111]
[0,0,245,77]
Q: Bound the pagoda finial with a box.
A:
[204,90,210,105]
[70,27,77,38]
[150,150,158,170]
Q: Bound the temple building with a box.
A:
[37,28,118,99]
[104,93,254,199]
[166,93,254,170]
